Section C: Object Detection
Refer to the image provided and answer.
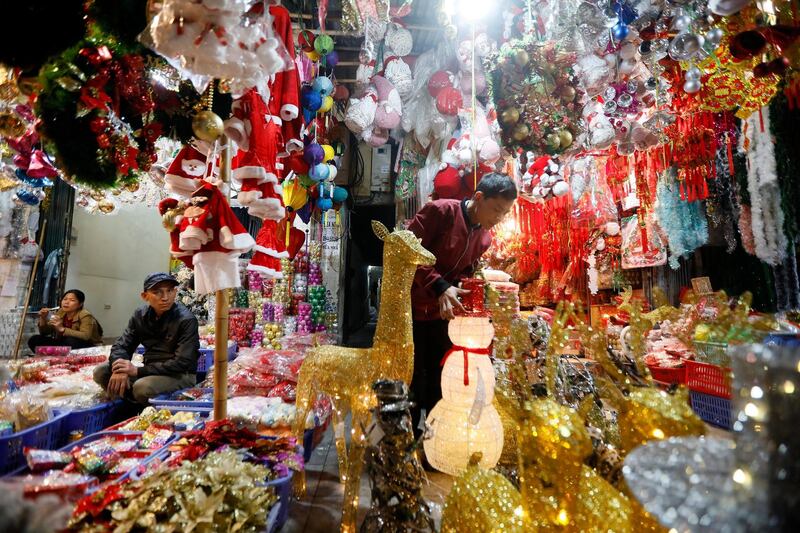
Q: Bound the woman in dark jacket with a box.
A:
[28,290,103,352]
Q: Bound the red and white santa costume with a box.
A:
[247,219,289,278]
[164,145,213,197]
[269,3,303,156]
[184,182,256,294]
[226,88,286,221]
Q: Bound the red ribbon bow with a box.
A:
[440,345,491,386]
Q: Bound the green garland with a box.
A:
[769,88,800,241]
[37,35,141,188]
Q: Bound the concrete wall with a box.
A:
[65,204,170,337]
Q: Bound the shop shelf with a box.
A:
[0,412,68,475]
[689,391,733,430]
[685,360,732,399]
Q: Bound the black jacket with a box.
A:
[109,303,200,377]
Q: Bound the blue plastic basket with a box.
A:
[264,473,293,533]
[136,343,238,373]
[197,343,238,373]
[690,390,733,430]
[149,387,215,410]
[57,400,124,439]
[0,412,69,475]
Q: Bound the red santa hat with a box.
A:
[165,145,211,197]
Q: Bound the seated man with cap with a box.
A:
[93,272,200,404]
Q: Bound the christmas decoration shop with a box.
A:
[0,0,800,532]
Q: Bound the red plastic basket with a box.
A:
[646,364,686,385]
[685,360,731,399]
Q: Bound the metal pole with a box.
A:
[14,219,47,359]
[213,134,231,420]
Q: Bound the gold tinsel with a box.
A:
[440,454,524,533]
[440,300,709,531]
[292,221,435,533]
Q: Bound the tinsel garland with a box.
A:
[769,89,800,241]
[707,119,741,254]
[654,170,709,270]
[740,106,788,266]
[772,243,800,312]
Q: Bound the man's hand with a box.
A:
[107,373,129,399]
[48,315,64,333]
[112,359,138,378]
[438,286,470,321]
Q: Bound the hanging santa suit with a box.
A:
[247,219,288,278]
[164,145,213,197]
[190,183,256,294]
[269,4,303,156]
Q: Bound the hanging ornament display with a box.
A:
[487,38,583,155]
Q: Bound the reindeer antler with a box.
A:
[371,220,390,241]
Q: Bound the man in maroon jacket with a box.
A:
[408,173,517,433]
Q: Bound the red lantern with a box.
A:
[436,87,463,116]
[298,29,316,53]
[427,70,452,97]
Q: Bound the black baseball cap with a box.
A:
[143,272,179,292]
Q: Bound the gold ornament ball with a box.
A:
[514,49,530,67]
[511,123,530,141]
[560,86,577,102]
[97,200,115,214]
[558,129,574,148]
[500,107,520,126]
[90,190,106,202]
[192,110,224,142]
[546,133,561,150]
[125,181,140,193]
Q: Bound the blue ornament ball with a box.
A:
[325,51,339,68]
[612,22,629,41]
[317,197,333,210]
[332,186,348,203]
[311,163,330,181]
[312,76,334,97]
[300,86,322,112]
[303,143,325,166]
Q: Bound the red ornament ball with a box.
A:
[436,87,463,116]
[298,30,316,53]
[427,70,452,98]
[333,84,350,102]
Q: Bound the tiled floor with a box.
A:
[285,428,453,532]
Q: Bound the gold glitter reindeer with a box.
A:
[293,220,435,533]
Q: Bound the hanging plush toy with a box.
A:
[524,156,569,201]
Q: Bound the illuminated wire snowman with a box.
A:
[423,281,504,475]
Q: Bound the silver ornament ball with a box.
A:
[685,66,702,81]
[683,78,702,94]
